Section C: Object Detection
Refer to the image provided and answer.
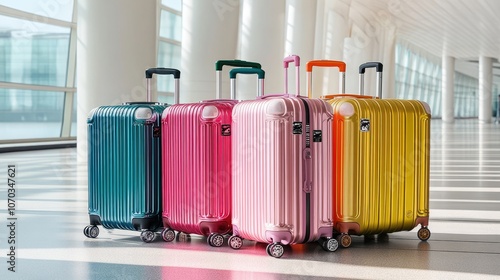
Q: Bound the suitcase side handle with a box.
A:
[306,60,346,98]
[359,62,383,98]
[216,60,261,99]
[145,67,181,104]
[283,55,300,96]
[229,68,265,99]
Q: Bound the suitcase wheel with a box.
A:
[140,230,156,243]
[337,233,352,248]
[266,243,284,258]
[228,236,243,250]
[161,228,176,242]
[207,233,224,247]
[83,226,90,238]
[321,237,339,252]
[417,227,431,241]
[84,225,99,238]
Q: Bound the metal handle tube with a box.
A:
[306,60,346,98]
[229,68,265,99]
[145,67,181,103]
[358,62,383,98]
[215,60,261,99]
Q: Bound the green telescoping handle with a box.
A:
[229,68,265,79]
[358,62,383,98]
[229,68,265,99]
[145,67,181,104]
[215,60,261,99]
[215,60,261,71]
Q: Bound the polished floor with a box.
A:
[0,119,499,280]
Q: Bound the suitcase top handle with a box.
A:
[215,60,261,71]
[306,60,346,98]
[229,68,265,99]
[145,67,181,104]
[283,55,300,68]
[359,62,383,74]
[359,62,383,98]
[284,55,301,96]
[215,60,261,99]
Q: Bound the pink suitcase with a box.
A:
[229,56,338,258]
[160,60,261,247]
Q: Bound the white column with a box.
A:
[380,23,397,98]
[285,0,317,95]
[181,0,240,102]
[479,56,493,123]
[442,56,455,123]
[342,2,398,98]
[76,0,157,161]
[313,0,350,96]
[344,1,378,95]
[237,0,286,99]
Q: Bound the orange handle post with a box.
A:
[306,60,346,72]
[306,60,346,98]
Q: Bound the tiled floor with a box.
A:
[0,119,499,279]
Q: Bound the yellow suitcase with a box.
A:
[310,61,432,248]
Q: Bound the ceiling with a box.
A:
[350,0,500,79]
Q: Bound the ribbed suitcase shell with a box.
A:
[328,97,430,236]
[87,104,166,231]
[161,100,235,236]
[232,96,334,245]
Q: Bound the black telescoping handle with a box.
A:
[145,67,181,79]
[144,67,181,103]
[359,62,383,74]
[359,62,383,98]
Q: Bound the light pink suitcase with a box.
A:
[160,60,261,247]
[229,55,338,258]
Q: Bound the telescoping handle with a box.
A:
[229,68,265,99]
[306,60,346,98]
[359,62,383,98]
[283,55,300,96]
[145,67,181,104]
[215,60,261,99]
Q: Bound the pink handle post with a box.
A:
[283,55,300,96]
[283,55,300,68]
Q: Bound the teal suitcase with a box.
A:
[83,68,180,242]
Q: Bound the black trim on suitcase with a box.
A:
[301,99,311,243]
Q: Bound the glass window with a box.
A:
[158,1,182,104]
[0,89,64,140]
[162,0,182,11]
[0,0,74,22]
[71,91,77,137]
[157,42,181,104]
[160,10,182,41]
[0,15,70,87]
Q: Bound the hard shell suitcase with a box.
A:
[320,62,431,248]
[160,60,261,247]
[230,56,338,258]
[84,68,180,242]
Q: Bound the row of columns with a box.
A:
[442,56,494,123]
[181,0,397,101]
[76,0,497,160]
